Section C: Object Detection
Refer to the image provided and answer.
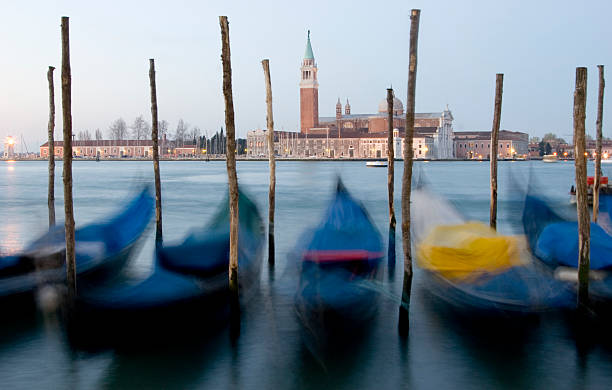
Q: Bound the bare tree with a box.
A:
[174,119,189,147]
[77,130,92,140]
[188,126,201,142]
[108,118,128,140]
[159,120,169,140]
[131,115,149,140]
[95,128,103,141]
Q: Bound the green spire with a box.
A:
[304,30,314,60]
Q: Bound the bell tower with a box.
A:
[300,30,319,133]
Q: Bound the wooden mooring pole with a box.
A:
[47,66,56,228]
[262,59,276,267]
[593,65,605,223]
[399,8,420,335]
[61,16,76,298]
[149,59,163,245]
[220,16,240,313]
[574,67,590,309]
[387,88,396,267]
[490,74,504,230]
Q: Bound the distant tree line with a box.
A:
[74,116,246,154]
[530,133,567,156]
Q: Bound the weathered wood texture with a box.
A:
[47,66,56,228]
[490,74,504,230]
[574,67,590,308]
[593,65,605,222]
[220,16,240,300]
[149,59,163,245]
[262,59,276,266]
[61,16,76,297]
[387,88,396,231]
[400,9,420,334]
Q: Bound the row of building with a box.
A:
[246,128,529,159]
[38,139,210,159]
[245,31,528,160]
[32,31,541,161]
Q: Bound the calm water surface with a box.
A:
[0,160,611,389]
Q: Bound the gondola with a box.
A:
[0,188,153,301]
[294,180,384,342]
[522,192,612,302]
[73,190,264,342]
[412,188,574,314]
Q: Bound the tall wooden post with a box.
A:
[61,16,76,298]
[574,67,590,308]
[593,65,605,222]
[262,59,276,266]
[490,74,504,230]
[387,88,396,266]
[399,9,420,335]
[47,66,56,228]
[220,16,240,306]
[149,59,163,245]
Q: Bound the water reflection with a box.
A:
[1,161,612,388]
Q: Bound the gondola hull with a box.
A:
[523,193,612,302]
[413,189,574,315]
[294,181,383,348]
[0,188,153,302]
[72,190,264,345]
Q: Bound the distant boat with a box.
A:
[366,160,387,168]
[602,158,612,164]
[542,154,558,163]
[569,176,612,205]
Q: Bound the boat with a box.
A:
[522,193,612,303]
[569,176,612,205]
[73,190,264,342]
[366,160,387,168]
[0,188,153,300]
[542,154,559,163]
[294,180,384,344]
[412,188,573,314]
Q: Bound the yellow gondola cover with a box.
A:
[417,222,527,282]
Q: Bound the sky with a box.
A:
[0,0,611,150]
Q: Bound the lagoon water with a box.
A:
[0,159,611,389]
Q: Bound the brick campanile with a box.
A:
[300,30,319,133]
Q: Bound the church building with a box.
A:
[248,31,455,159]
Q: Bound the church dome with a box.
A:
[378,96,404,115]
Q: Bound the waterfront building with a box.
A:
[40,140,171,159]
[246,128,433,159]
[288,31,454,159]
[454,130,529,159]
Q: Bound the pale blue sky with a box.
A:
[0,0,610,149]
